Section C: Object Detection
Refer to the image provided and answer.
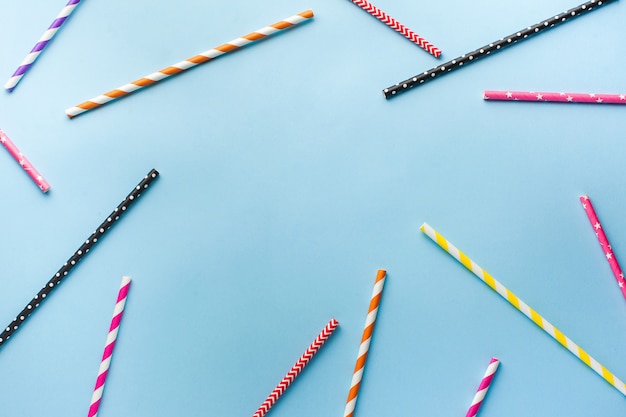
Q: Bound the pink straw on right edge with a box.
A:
[466,358,500,417]
[580,195,626,300]
[87,276,131,417]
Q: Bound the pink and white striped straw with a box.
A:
[580,195,626,301]
[252,318,339,417]
[483,90,626,104]
[466,358,500,417]
[87,276,131,417]
[348,0,441,57]
[0,128,50,192]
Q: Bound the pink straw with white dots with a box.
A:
[580,196,626,301]
[484,90,626,104]
[0,128,49,192]
[87,276,131,417]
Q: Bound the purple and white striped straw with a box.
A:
[5,0,81,92]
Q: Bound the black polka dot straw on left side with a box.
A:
[0,169,159,348]
[383,0,618,99]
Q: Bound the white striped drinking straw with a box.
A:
[420,223,626,397]
[466,358,500,417]
[252,318,339,417]
[66,10,314,118]
[5,0,82,92]
[87,276,131,417]
[344,269,387,417]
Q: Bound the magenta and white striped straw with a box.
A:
[5,0,81,92]
[87,276,131,417]
[466,358,500,417]
[483,90,626,104]
[580,195,626,301]
[0,128,50,192]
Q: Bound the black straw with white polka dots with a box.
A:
[0,169,159,348]
[383,0,617,99]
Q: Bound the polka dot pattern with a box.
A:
[0,169,159,347]
[383,0,615,99]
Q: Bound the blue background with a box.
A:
[0,0,625,415]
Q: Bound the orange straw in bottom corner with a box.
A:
[344,269,386,417]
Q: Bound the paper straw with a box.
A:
[252,318,339,417]
[344,269,387,417]
[66,10,314,118]
[484,90,626,104]
[383,0,617,99]
[348,0,441,57]
[420,223,626,397]
[466,358,500,417]
[87,276,131,417]
[0,169,158,348]
[0,128,50,192]
[580,195,626,300]
[5,0,81,92]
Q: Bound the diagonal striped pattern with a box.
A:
[344,269,386,417]
[349,0,440,57]
[66,10,314,118]
[466,358,500,417]
[87,276,131,417]
[420,223,626,397]
[579,195,626,300]
[252,318,339,417]
[5,0,81,92]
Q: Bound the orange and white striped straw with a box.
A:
[65,10,314,118]
[344,269,386,417]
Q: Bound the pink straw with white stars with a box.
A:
[87,276,131,417]
[466,358,500,417]
[484,90,626,104]
[0,128,49,192]
[580,196,626,301]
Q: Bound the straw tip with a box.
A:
[580,194,589,200]
[300,9,314,18]
[419,223,428,232]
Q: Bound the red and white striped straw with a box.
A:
[344,269,386,417]
[580,195,626,301]
[466,358,500,417]
[252,318,339,417]
[484,90,626,104]
[0,128,50,192]
[348,0,441,57]
[87,276,131,417]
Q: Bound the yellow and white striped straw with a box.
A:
[420,223,626,397]
[65,10,314,118]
